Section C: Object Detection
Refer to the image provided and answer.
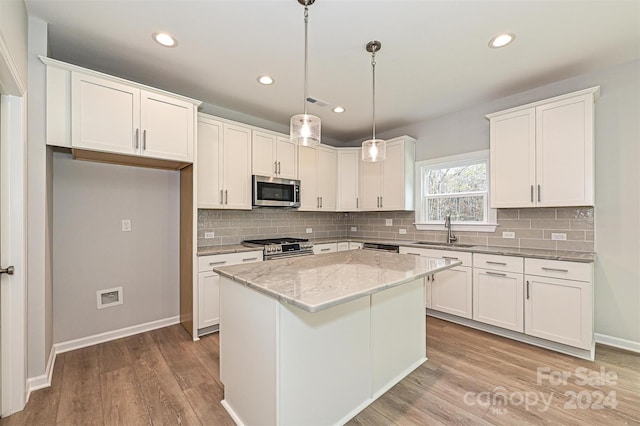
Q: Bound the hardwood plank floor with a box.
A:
[2,318,638,425]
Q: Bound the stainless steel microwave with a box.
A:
[252,175,301,208]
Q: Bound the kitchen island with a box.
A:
[214,249,461,426]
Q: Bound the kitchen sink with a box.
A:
[415,241,477,248]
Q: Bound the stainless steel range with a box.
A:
[242,237,314,260]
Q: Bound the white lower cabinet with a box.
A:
[524,259,593,350]
[197,251,263,334]
[399,247,472,318]
[349,242,363,250]
[473,254,524,332]
[313,243,337,254]
[337,242,349,252]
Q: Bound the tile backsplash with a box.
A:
[198,207,594,252]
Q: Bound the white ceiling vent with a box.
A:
[306,96,329,107]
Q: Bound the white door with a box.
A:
[298,146,318,211]
[198,271,220,329]
[197,117,223,208]
[430,267,472,319]
[380,140,405,210]
[473,270,524,332]
[222,124,252,210]
[252,131,277,177]
[317,146,337,210]
[71,72,140,155]
[359,160,381,210]
[337,150,359,211]
[140,90,193,162]
[276,137,298,179]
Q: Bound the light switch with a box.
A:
[122,219,131,232]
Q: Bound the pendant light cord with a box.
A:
[371,47,377,140]
[303,5,309,115]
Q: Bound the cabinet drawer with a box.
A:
[474,253,523,273]
[198,250,263,272]
[525,258,592,282]
[400,247,472,267]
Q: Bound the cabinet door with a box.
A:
[489,108,536,208]
[198,271,220,329]
[337,242,349,252]
[473,269,524,332]
[430,267,472,319]
[318,146,337,211]
[535,94,594,207]
[252,130,277,177]
[524,275,592,350]
[197,117,223,208]
[276,136,298,179]
[71,72,140,155]
[360,160,382,210]
[222,124,252,209]
[337,150,360,211]
[140,90,194,162]
[298,146,318,211]
[381,140,406,210]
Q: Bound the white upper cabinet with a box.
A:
[359,136,416,211]
[252,131,298,179]
[298,145,337,211]
[337,149,360,211]
[488,87,598,208]
[45,57,200,166]
[197,114,252,210]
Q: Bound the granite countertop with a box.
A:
[214,249,461,313]
[198,237,595,263]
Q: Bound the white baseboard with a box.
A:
[26,316,180,395]
[595,333,640,353]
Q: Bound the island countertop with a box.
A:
[214,249,461,313]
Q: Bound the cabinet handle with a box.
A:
[278,161,281,174]
[209,260,227,266]
[530,185,534,203]
[406,252,420,256]
[320,196,323,208]
[485,261,507,266]
[541,267,569,273]
[376,196,380,208]
[225,190,228,205]
[380,196,383,208]
[220,190,224,205]
[356,197,359,209]
[242,257,258,262]
[274,161,278,175]
[485,271,507,277]
[316,197,320,208]
[442,256,459,260]
[142,129,146,150]
[426,275,430,281]
[537,184,541,202]
[320,248,331,252]
[526,280,530,299]
[134,128,139,149]
[432,274,435,281]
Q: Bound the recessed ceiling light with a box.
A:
[152,32,178,48]
[332,106,345,113]
[489,32,516,48]
[257,75,274,85]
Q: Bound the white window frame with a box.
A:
[414,150,497,232]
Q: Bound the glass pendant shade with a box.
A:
[362,138,386,162]
[291,113,321,147]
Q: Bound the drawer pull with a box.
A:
[320,248,331,252]
[485,271,507,277]
[541,267,569,273]
[442,256,459,260]
[242,257,258,262]
[406,252,420,256]
[485,261,507,266]
[526,280,530,299]
[209,260,227,266]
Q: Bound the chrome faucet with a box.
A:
[444,213,457,244]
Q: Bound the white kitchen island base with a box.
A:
[219,276,426,426]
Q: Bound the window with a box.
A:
[415,150,497,231]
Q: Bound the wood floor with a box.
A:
[2,317,638,425]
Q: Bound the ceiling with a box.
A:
[25,0,640,144]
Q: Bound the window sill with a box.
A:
[414,223,498,233]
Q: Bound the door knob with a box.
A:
[0,265,14,275]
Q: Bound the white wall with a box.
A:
[369,60,640,345]
[52,153,180,343]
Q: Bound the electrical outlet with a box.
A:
[385,219,393,226]
[306,228,313,234]
[502,231,515,239]
[350,227,357,232]
[121,219,131,232]
[204,232,215,239]
[399,229,407,235]
[551,233,567,241]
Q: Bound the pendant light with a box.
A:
[290,0,321,147]
[362,40,386,162]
